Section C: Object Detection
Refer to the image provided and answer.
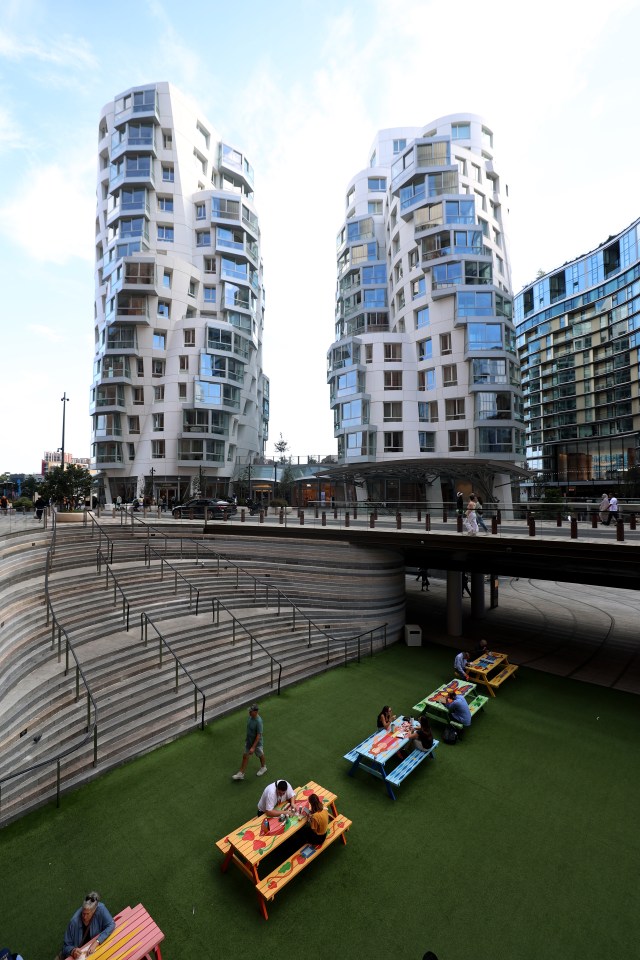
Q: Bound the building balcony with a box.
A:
[110,133,158,163]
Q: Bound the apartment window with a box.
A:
[384,343,402,362]
[158,196,173,213]
[417,338,432,362]
[204,285,216,303]
[396,290,405,310]
[440,333,452,355]
[133,387,144,404]
[153,385,165,401]
[383,401,403,422]
[162,131,173,149]
[383,431,403,452]
[195,202,206,219]
[153,330,166,349]
[178,382,187,400]
[184,329,195,346]
[196,230,211,246]
[128,443,135,461]
[419,431,435,452]
[443,364,457,386]
[482,126,493,149]
[472,164,482,183]
[162,270,171,288]
[162,164,174,182]
[418,369,436,391]
[365,344,373,363]
[136,358,144,377]
[409,248,419,269]
[449,430,469,451]
[188,279,197,298]
[393,139,407,154]
[157,225,173,242]
[418,401,438,422]
[368,200,383,214]
[369,151,376,166]
[152,359,165,378]
[411,277,425,299]
[384,371,403,390]
[157,302,169,319]
[151,439,165,458]
[368,177,386,192]
[451,122,471,140]
[153,413,164,431]
[445,398,465,420]
[204,257,216,274]
[179,355,189,372]
[416,307,430,329]
[128,416,140,433]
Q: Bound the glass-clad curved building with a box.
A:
[92,83,269,505]
[327,114,524,503]
[515,217,640,491]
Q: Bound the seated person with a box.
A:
[453,650,470,680]
[59,892,115,959]
[446,690,472,727]
[376,705,396,730]
[257,778,295,817]
[298,793,329,847]
[405,715,434,752]
[473,639,489,660]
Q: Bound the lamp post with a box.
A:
[60,393,70,470]
[149,466,155,505]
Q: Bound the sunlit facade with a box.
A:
[515,217,640,491]
[327,115,524,501]
[92,83,269,504]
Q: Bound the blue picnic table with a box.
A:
[344,717,438,800]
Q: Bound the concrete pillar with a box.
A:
[446,571,463,637]
[470,572,485,619]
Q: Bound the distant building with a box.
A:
[327,115,524,505]
[515,216,640,492]
[92,83,269,505]
[42,451,90,473]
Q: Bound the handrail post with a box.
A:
[86,690,91,729]
[56,760,61,807]
[93,725,98,766]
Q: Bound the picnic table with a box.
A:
[467,650,519,696]
[413,679,488,729]
[344,717,438,800]
[81,903,164,960]
[215,779,351,919]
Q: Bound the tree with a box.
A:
[274,433,289,463]
[21,475,39,501]
[40,465,92,508]
[279,462,295,505]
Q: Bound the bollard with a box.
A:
[314,505,319,519]
[345,512,350,527]
[240,508,245,522]
[528,517,536,537]
[321,511,326,526]
[353,503,357,520]
[425,513,431,532]
[259,510,264,523]
[630,513,636,531]
[556,513,562,527]
[369,513,375,528]
[497,509,502,524]
[396,512,401,530]
[279,510,284,525]
[299,511,304,525]
[417,508,422,523]
[456,515,462,534]
[491,516,497,535]
[334,508,338,520]
[570,517,577,539]
[616,520,624,542]
[591,511,598,529]
[442,509,448,523]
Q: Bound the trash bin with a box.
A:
[404,624,422,647]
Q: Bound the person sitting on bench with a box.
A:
[298,793,329,847]
[446,690,472,728]
[58,891,115,959]
[473,639,489,659]
[376,705,396,731]
[405,715,434,752]
[454,651,470,680]
[257,779,295,818]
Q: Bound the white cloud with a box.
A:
[0,28,97,69]
[27,323,64,342]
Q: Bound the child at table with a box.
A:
[405,715,434,752]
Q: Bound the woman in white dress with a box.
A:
[464,495,478,536]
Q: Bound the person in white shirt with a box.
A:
[608,494,619,523]
[257,779,295,817]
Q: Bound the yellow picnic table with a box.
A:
[467,650,519,696]
[215,779,351,919]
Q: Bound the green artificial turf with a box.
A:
[2,643,639,960]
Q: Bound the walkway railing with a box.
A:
[208,597,283,693]
[139,613,206,727]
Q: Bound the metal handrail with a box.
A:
[139,612,206,727]
[96,547,131,631]
[210,596,283,694]
[143,543,200,613]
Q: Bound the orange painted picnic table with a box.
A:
[80,903,163,960]
[216,779,350,919]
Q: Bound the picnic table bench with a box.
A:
[88,903,164,960]
[344,719,438,799]
[413,680,489,731]
[467,651,519,696]
[216,780,350,919]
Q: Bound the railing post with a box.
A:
[417,508,422,523]
[345,512,350,527]
[491,515,498,535]
[352,502,357,520]
[528,517,536,536]
[425,513,431,532]
[396,512,402,529]
[94,725,98,766]
[56,759,61,807]
[86,690,91,728]
[617,520,625,542]
[369,513,375,529]
[456,515,462,533]
[322,511,326,526]
[442,508,447,523]
[570,517,578,539]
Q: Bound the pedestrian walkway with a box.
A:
[405,575,640,695]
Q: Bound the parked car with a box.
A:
[172,498,237,519]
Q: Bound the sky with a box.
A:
[1,0,639,474]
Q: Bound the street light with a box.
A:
[60,393,70,470]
